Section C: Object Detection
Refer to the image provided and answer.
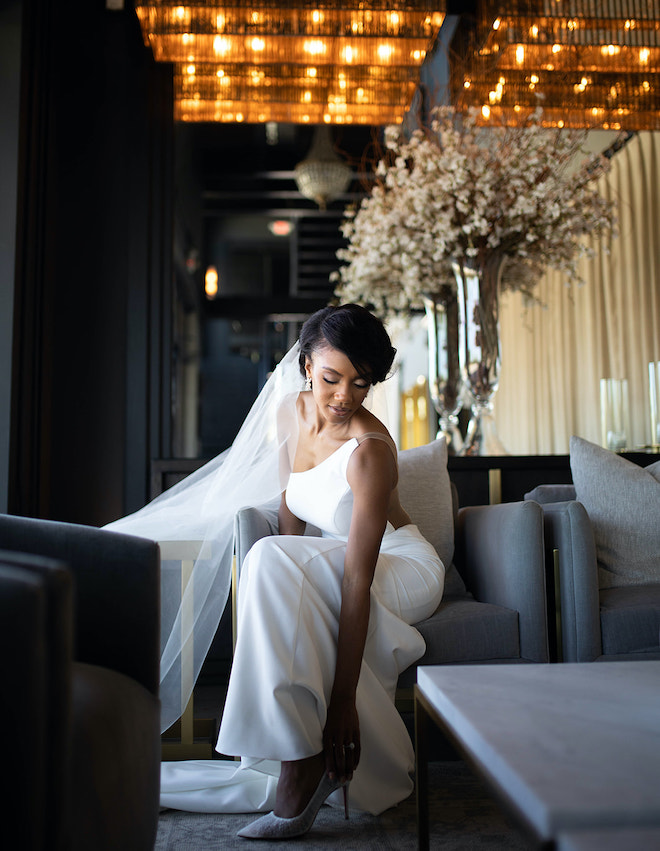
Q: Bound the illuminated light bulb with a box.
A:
[558,119,565,128]
[464,79,471,89]
[514,104,521,112]
[610,86,618,98]
[302,114,310,122]
[312,10,323,24]
[499,76,505,85]
[531,74,539,84]
[640,48,650,64]
[186,64,195,76]
[516,45,525,65]
[303,91,312,102]
[482,104,491,119]
[251,37,265,52]
[182,33,191,45]
[216,69,224,77]
[323,113,331,123]
[343,46,355,62]
[205,266,219,299]
[213,36,229,55]
[175,6,185,20]
[489,90,497,103]
[643,80,651,91]
[378,44,394,62]
[236,113,244,122]
[268,220,292,237]
[530,25,539,38]
[552,44,561,54]
[306,67,317,77]
[216,13,225,30]
[493,17,501,30]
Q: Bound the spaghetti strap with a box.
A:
[356,431,398,460]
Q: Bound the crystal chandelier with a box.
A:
[457,0,660,130]
[294,124,353,209]
[135,2,446,125]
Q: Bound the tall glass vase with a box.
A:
[423,288,463,454]
[453,256,508,456]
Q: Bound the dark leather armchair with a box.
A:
[0,515,161,851]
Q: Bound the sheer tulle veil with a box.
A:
[104,343,304,731]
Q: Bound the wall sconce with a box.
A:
[205,265,219,299]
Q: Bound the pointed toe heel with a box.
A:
[236,774,349,840]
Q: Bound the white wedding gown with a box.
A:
[161,434,445,816]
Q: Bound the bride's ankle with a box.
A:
[274,754,325,819]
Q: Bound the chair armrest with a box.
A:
[539,500,601,662]
[234,505,279,572]
[0,515,160,696]
[455,500,549,663]
[524,484,577,504]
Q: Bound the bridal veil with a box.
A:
[105,343,303,731]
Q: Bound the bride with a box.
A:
[106,304,445,838]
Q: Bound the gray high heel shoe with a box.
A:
[237,774,349,840]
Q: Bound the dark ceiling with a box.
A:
[182,121,383,319]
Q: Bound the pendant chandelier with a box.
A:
[135,2,446,125]
[458,1,660,130]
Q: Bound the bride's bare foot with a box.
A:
[274,752,326,819]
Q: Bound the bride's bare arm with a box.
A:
[278,493,306,536]
[323,439,396,781]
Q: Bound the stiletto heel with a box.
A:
[237,774,348,840]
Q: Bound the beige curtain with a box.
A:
[497,131,660,455]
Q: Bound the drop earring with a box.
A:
[305,376,312,391]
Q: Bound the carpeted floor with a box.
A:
[155,760,534,850]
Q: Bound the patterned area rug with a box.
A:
[156,761,533,850]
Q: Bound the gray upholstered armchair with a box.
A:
[525,483,660,663]
[234,439,550,701]
[0,515,161,851]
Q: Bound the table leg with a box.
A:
[181,557,194,746]
[415,686,430,851]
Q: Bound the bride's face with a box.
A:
[305,344,371,425]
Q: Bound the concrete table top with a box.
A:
[416,662,660,843]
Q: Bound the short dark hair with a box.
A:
[298,304,396,384]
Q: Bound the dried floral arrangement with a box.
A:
[333,106,618,319]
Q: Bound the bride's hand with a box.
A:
[322,697,360,783]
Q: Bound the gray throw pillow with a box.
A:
[398,438,465,597]
[570,435,660,589]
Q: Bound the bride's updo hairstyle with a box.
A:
[298,303,396,385]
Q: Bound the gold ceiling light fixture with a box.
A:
[458,0,660,130]
[135,2,446,124]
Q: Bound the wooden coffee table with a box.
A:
[415,662,660,850]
